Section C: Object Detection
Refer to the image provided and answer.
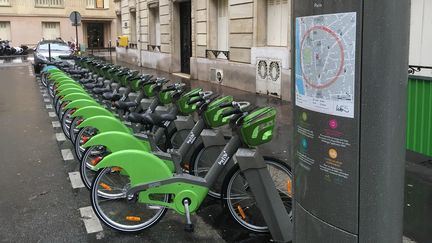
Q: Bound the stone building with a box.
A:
[116,0,292,100]
[0,0,118,49]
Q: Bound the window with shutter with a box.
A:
[267,0,289,46]
[42,22,61,40]
[0,22,11,41]
[217,0,228,51]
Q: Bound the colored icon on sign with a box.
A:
[301,138,308,149]
[329,119,338,129]
[328,148,338,159]
[302,112,308,121]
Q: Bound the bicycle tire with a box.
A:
[91,167,168,232]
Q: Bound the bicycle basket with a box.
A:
[204,96,234,128]
[241,107,277,146]
[158,89,175,105]
[176,88,202,115]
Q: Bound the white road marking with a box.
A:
[12,59,22,64]
[61,149,74,161]
[48,112,56,117]
[52,121,61,128]
[0,60,4,64]
[55,133,66,142]
[79,206,103,234]
[43,93,48,97]
[44,98,50,103]
[68,172,85,189]
[46,104,53,109]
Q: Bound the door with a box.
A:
[179,1,191,74]
[87,23,105,48]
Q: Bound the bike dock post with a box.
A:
[292,0,410,242]
[234,148,293,242]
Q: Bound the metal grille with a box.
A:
[406,77,432,156]
[0,0,10,6]
[35,0,64,7]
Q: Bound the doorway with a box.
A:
[87,23,105,48]
[179,1,191,74]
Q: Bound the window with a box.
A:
[217,0,228,52]
[42,22,61,40]
[267,0,289,46]
[35,0,64,7]
[149,6,160,47]
[87,0,109,9]
[0,0,10,6]
[0,22,11,41]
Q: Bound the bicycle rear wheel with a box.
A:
[80,145,110,190]
[222,157,293,233]
[91,167,168,232]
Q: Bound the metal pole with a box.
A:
[75,14,79,52]
[109,40,112,61]
[48,43,51,61]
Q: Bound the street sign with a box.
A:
[69,11,81,26]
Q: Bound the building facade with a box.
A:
[0,0,118,49]
[116,0,292,100]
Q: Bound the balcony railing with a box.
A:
[408,65,432,75]
[0,0,10,6]
[148,45,160,52]
[35,0,64,7]
[206,49,230,60]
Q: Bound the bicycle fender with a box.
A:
[83,131,150,153]
[56,84,82,93]
[61,92,93,102]
[94,150,171,187]
[58,89,88,99]
[64,99,100,110]
[77,115,130,134]
[72,106,113,119]
[52,77,75,85]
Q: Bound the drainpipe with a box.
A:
[137,0,142,67]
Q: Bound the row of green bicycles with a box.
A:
[39,56,293,240]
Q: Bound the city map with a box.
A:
[295,12,357,118]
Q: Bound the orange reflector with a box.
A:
[126,216,141,222]
[287,179,292,197]
[91,156,102,166]
[237,205,246,220]
[111,167,122,172]
[99,183,112,191]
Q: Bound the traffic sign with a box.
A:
[69,11,82,26]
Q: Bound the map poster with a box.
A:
[295,12,357,118]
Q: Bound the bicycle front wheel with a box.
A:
[222,157,293,233]
[91,167,168,232]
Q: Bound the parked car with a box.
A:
[33,40,73,73]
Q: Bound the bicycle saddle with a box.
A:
[102,92,122,101]
[114,101,137,109]
[128,112,176,127]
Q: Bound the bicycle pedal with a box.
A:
[184,223,194,233]
[183,199,194,233]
